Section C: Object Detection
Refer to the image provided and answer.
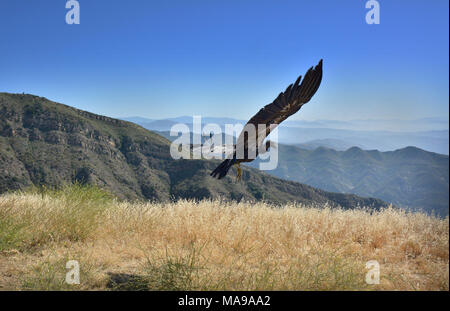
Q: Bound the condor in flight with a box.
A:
[210,59,323,180]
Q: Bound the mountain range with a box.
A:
[150,130,449,217]
[0,93,387,210]
[124,116,450,132]
[124,117,449,155]
[248,144,449,217]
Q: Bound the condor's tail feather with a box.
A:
[210,158,237,179]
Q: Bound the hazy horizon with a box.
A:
[122,114,450,123]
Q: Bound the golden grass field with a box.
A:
[0,184,448,291]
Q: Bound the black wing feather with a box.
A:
[245,59,323,129]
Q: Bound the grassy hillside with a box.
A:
[248,144,449,216]
[0,185,448,290]
[0,92,387,209]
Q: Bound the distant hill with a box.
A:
[138,119,179,131]
[248,144,449,216]
[0,93,387,210]
[127,116,449,155]
[283,117,449,132]
[122,116,246,128]
[296,139,367,151]
[276,127,449,155]
[125,116,450,132]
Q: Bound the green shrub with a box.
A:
[0,183,114,252]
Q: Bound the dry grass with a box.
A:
[0,185,448,291]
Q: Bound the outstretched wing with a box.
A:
[236,59,323,147]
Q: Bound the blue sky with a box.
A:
[0,0,448,121]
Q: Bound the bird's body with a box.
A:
[211,59,323,180]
